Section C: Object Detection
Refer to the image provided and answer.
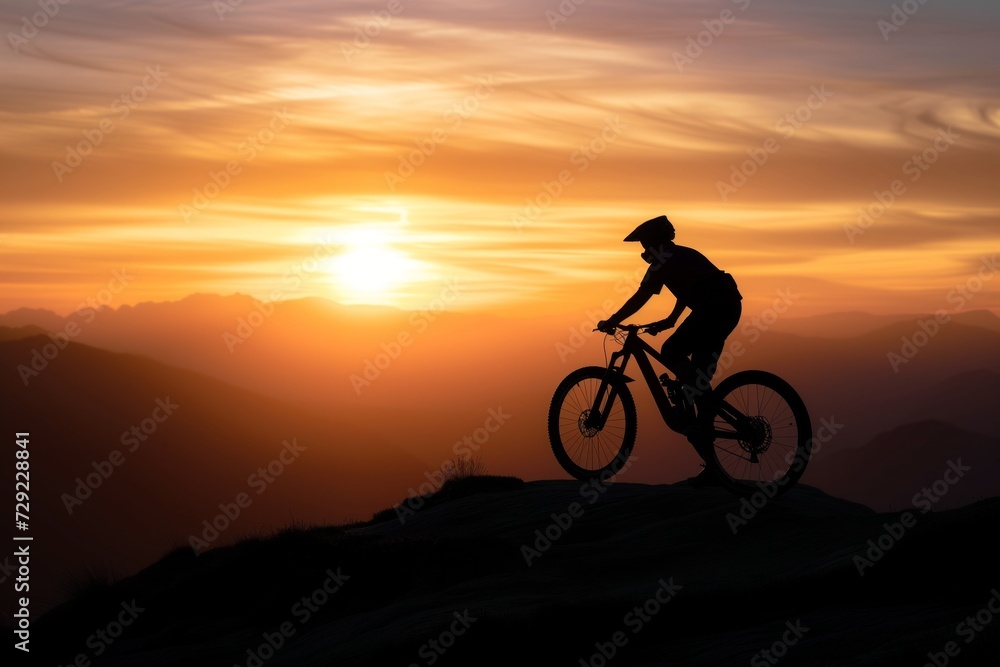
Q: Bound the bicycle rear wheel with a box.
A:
[548,366,636,481]
[701,370,811,496]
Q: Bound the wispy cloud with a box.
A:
[1,0,998,315]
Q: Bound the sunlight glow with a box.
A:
[326,220,422,305]
[328,246,407,300]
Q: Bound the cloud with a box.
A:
[0,0,997,316]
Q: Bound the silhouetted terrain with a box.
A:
[0,324,47,341]
[26,478,1000,666]
[4,299,1000,616]
[0,336,430,612]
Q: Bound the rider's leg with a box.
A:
[691,301,742,378]
[663,302,742,426]
[660,312,705,393]
[661,316,720,462]
[659,318,703,427]
[687,300,742,414]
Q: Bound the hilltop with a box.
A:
[28,477,1000,666]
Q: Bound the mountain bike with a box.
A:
[547,323,812,497]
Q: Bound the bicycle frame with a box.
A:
[584,329,682,431]
[585,328,749,443]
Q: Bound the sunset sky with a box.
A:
[2,0,998,318]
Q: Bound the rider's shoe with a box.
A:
[662,376,693,414]
[664,377,715,439]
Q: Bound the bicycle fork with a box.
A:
[583,351,630,431]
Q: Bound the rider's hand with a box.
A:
[596,319,617,334]
[648,319,675,335]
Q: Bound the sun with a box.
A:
[326,226,419,305]
[330,245,409,300]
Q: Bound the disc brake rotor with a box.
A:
[578,409,599,437]
[737,415,772,455]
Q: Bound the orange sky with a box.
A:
[1,0,998,319]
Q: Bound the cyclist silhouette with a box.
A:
[597,215,742,413]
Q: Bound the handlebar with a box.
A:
[592,323,659,334]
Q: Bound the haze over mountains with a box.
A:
[0,335,431,612]
[4,296,998,483]
[2,296,998,613]
[4,294,997,449]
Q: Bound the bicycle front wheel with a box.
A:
[703,370,811,496]
[548,366,637,481]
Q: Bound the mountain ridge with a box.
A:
[24,477,1000,666]
[0,335,431,613]
[804,419,1000,512]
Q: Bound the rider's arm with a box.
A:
[663,298,686,327]
[606,285,656,326]
[646,298,686,334]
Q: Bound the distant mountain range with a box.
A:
[804,420,1000,511]
[0,324,48,341]
[4,296,998,448]
[0,335,428,612]
[3,297,999,613]
[763,309,1000,338]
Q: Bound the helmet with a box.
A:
[624,215,675,244]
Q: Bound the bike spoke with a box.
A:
[709,376,807,486]
[554,375,632,472]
